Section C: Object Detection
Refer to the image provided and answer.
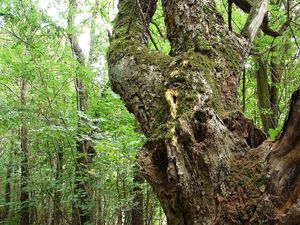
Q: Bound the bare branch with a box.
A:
[88,0,100,66]
[233,0,290,41]
[67,0,85,65]
[241,0,269,42]
[150,21,164,38]
[0,82,21,99]
[136,0,159,50]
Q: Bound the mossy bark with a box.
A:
[256,58,274,133]
[255,45,284,133]
[108,0,300,224]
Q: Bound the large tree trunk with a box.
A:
[108,0,300,224]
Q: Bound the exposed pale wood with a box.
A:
[233,0,291,40]
[242,0,269,42]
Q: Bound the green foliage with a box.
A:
[0,0,165,224]
[268,127,281,140]
[216,0,247,33]
[148,1,171,54]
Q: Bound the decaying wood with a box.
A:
[108,0,300,224]
[268,89,300,222]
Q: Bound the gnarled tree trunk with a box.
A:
[108,0,300,224]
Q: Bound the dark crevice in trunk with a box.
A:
[268,88,300,222]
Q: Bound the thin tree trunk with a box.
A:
[4,162,12,220]
[131,171,144,225]
[3,137,14,221]
[256,58,273,132]
[145,188,150,225]
[94,173,105,225]
[0,174,3,220]
[116,170,123,225]
[19,79,30,225]
[52,146,63,225]
[122,177,130,225]
[256,46,284,133]
[67,1,96,224]
[100,195,106,225]
[88,0,100,66]
[269,45,283,127]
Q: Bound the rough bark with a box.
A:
[267,89,300,224]
[108,0,300,224]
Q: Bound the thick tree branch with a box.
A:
[241,0,269,42]
[268,88,300,221]
[109,0,168,136]
[233,0,290,41]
